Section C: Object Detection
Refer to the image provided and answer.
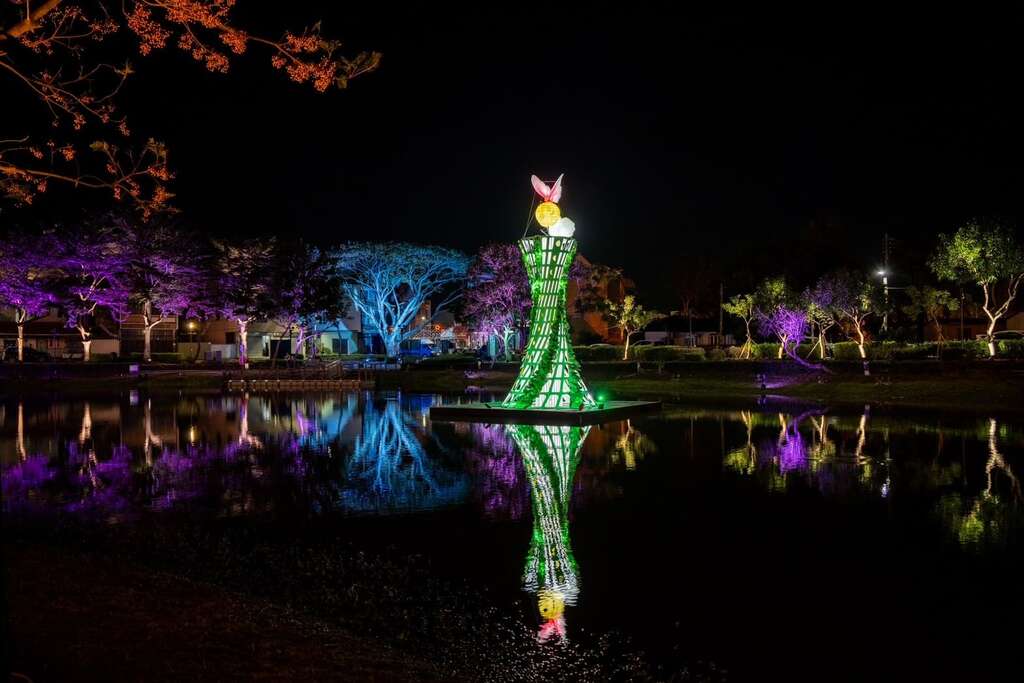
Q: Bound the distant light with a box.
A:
[876,270,888,277]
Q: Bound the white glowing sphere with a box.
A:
[548,216,575,237]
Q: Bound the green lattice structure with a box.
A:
[502,236,596,410]
[507,423,590,629]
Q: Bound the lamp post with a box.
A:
[877,269,889,332]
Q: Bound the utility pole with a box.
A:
[879,233,891,332]
[718,281,724,340]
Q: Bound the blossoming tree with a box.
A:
[1,0,379,214]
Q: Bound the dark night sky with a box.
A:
[5,6,1023,306]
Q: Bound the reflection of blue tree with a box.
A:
[342,399,468,513]
[507,423,590,642]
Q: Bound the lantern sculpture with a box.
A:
[507,422,590,642]
[501,174,595,410]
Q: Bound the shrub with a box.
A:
[634,345,705,362]
[892,343,938,360]
[707,348,726,361]
[996,339,1024,358]
[750,342,781,360]
[725,345,746,359]
[831,342,866,361]
[574,344,624,361]
[938,340,988,360]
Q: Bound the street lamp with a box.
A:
[877,270,889,332]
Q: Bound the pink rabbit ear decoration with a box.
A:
[530,173,564,203]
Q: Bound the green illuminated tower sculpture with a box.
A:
[507,422,591,641]
[501,235,596,410]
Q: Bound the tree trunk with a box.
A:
[143,326,152,362]
[384,335,400,359]
[985,315,997,358]
[77,324,92,362]
[237,319,248,366]
[623,329,632,361]
[856,324,870,376]
[16,321,24,362]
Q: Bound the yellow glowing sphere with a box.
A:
[534,201,561,228]
[537,589,565,620]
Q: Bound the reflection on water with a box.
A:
[508,424,590,643]
[4,394,1024,551]
[6,392,1024,680]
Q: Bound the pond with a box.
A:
[3,390,1024,681]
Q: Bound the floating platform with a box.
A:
[226,379,370,392]
[429,400,661,426]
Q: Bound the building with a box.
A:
[644,315,734,348]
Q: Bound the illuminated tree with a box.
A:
[604,294,664,360]
[753,276,794,358]
[120,219,206,361]
[817,269,882,365]
[211,237,276,366]
[803,280,839,360]
[0,230,57,361]
[51,222,133,360]
[930,220,1024,357]
[902,285,959,344]
[464,243,531,361]
[268,241,347,359]
[760,305,825,369]
[337,242,470,358]
[1,1,379,214]
[721,293,755,358]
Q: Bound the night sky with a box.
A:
[5,6,1023,306]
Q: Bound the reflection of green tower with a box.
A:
[502,236,596,409]
[507,423,590,636]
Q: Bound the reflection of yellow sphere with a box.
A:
[535,201,561,228]
[537,589,565,620]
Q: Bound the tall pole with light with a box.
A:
[878,232,891,333]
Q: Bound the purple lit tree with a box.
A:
[51,222,133,361]
[120,220,207,361]
[268,241,347,360]
[760,306,825,369]
[817,269,882,369]
[0,231,57,361]
[803,281,838,360]
[464,243,531,360]
[337,242,470,358]
[212,238,277,365]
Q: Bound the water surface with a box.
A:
[3,391,1023,681]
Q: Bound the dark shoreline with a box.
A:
[3,360,1024,416]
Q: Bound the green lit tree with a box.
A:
[902,285,959,344]
[721,293,755,359]
[604,294,664,360]
[929,220,1024,357]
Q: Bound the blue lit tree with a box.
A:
[342,398,468,512]
[337,242,470,357]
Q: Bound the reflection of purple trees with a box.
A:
[463,423,529,520]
